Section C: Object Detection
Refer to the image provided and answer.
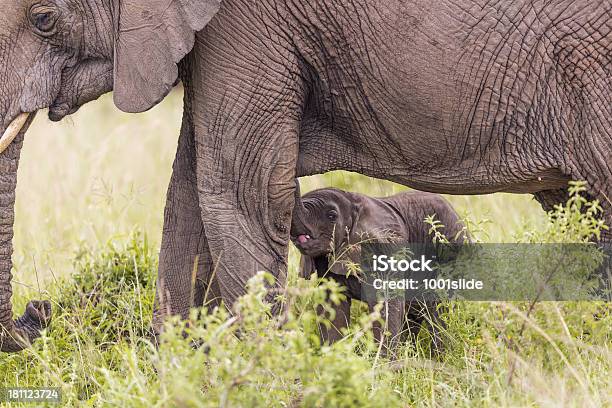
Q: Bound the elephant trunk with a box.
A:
[291,179,311,236]
[0,112,51,353]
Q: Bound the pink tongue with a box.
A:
[297,235,309,244]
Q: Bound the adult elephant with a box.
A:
[0,0,609,352]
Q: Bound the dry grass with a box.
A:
[14,91,181,284]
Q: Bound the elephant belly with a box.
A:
[294,0,570,195]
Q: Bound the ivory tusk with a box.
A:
[0,113,30,155]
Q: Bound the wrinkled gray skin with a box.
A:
[291,187,467,258]
[291,187,465,351]
[0,0,610,351]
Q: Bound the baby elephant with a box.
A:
[291,186,466,355]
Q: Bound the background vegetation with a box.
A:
[2,90,609,406]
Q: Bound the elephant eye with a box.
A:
[327,210,338,222]
[29,5,59,35]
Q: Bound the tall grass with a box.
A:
[14,91,181,286]
[3,91,610,406]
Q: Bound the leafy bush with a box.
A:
[62,233,156,343]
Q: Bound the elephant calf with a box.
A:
[291,187,466,355]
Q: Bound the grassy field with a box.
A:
[2,90,610,406]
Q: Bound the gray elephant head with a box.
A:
[291,187,359,258]
[0,0,220,352]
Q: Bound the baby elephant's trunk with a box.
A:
[291,179,311,236]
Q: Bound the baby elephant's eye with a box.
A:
[327,210,338,222]
[29,5,59,35]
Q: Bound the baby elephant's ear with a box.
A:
[112,0,221,113]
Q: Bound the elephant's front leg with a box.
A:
[152,112,221,336]
[190,57,303,309]
[193,118,300,308]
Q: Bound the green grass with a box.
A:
[14,91,181,285]
[2,91,610,406]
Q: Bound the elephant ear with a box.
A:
[328,196,403,276]
[112,0,221,113]
[348,196,404,244]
